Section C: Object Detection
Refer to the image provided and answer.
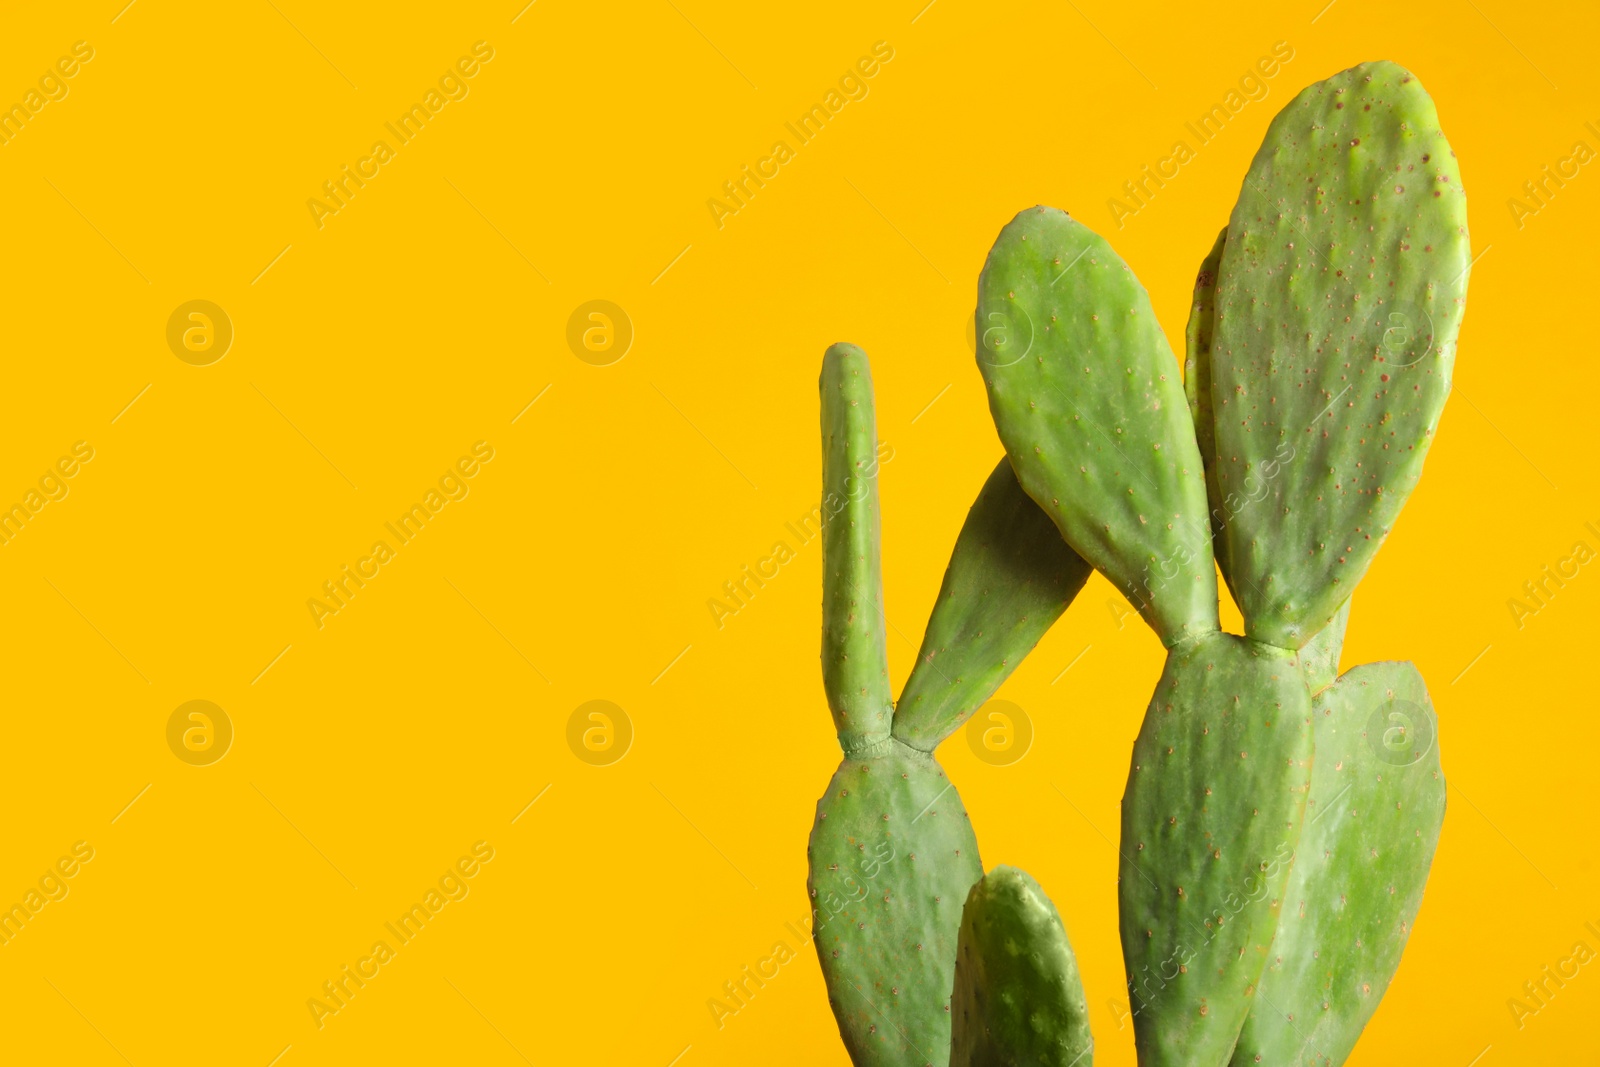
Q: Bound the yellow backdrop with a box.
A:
[0,1,1593,1064]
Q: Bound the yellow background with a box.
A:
[0,1,1594,1064]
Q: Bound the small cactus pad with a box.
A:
[822,343,893,754]
[808,745,984,1067]
[1120,634,1314,1067]
[1183,226,1230,587]
[1230,661,1445,1067]
[951,866,1094,1067]
[1208,61,1470,647]
[976,207,1218,646]
[894,458,1093,751]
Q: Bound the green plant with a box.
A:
[808,344,1093,1067]
[811,58,1465,1067]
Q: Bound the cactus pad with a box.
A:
[1119,634,1314,1067]
[951,866,1094,1067]
[1208,61,1471,647]
[1230,660,1445,1067]
[810,746,984,1067]
[894,459,1093,751]
[976,207,1218,645]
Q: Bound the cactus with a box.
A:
[813,58,1465,1067]
[951,866,1093,1067]
[809,345,1091,1067]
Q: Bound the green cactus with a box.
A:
[951,866,1093,1067]
[809,344,1090,1067]
[813,58,1466,1067]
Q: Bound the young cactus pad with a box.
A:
[893,458,1092,751]
[951,866,1093,1067]
[1207,61,1470,647]
[975,207,1218,646]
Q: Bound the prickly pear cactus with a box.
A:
[975,207,1218,646]
[1207,60,1471,648]
[951,866,1094,1067]
[808,344,1090,1067]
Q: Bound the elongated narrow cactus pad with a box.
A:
[1296,597,1351,694]
[1183,226,1229,586]
[822,343,893,754]
[1119,634,1314,1067]
[894,458,1092,751]
[809,746,983,1067]
[1230,661,1445,1067]
[951,866,1094,1067]
[976,207,1218,646]
[1209,61,1470,647]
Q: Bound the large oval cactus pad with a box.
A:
[822,343,894,753]
[894,458,1093,751]
[1209,61,1470,647]
[809,744,984,1067]
[976,207,1218,646]
[1119,634,1314,1067]
[951,866,1094,1067]
[1183,226,1231,588]
[1230,661,1445,1067]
